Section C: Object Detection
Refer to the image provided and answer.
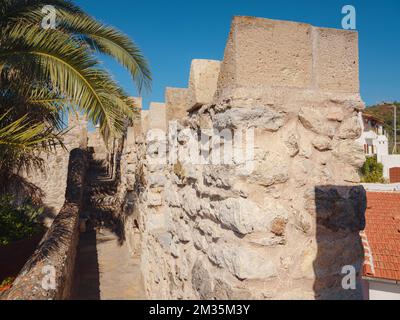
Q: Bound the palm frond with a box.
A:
[0,111,62,149]
[60,11,152,93]
[0,23,133,140]
[0,0,150,183]
[0,0,82,24]
[3,6,152,93]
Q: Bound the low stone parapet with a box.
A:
[1,149,88,300]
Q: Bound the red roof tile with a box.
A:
[362,192,400,281]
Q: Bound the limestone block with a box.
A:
[126,127,135,147]
[312,136,332,151]
[195,219,222,242]
[284,132,300,157]
[207,243,277,280]
[250,151,290,187]
[164,186,181,208]
[216,16,313,96]
[213,106,285,130]
[212,276,253,300]
[191,258,214,299]
[299,106,339,138]
[246,232,285,247]
[193,229,209,252]
[332,140,365,167]
[141,110,149,134]
[146,174,166,188]
[337,115,361,139]
[180,186,200,217]
[188,59,221,109]
[170,239,180,258]
[146,136,168,167]
[203,166,232,189]
[165,87,192,122]
[126,163,136,174]
[173,219,192,243]
[156,232,173,250]
[146,212,167,231]
[149,102,167,132]
[147,192,163,207]
[315,28,359,93]
[125,175,135,191]
[210,198,287,235]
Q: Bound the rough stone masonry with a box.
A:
[117,16,367,299]
[17,15,366,301]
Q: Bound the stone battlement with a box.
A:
[216,16,359,98]
[10,15,365,301]
[123,16,367,300]
[142,16,360,134]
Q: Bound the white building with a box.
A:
[356,112,388,160]
[357,112,400,181]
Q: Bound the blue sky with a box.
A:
[76,0,400,109]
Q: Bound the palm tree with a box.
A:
[0,0,151,186]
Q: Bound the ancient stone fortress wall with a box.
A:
[23,108,121,223]
[122,16,367,299]
[23,113,89,223]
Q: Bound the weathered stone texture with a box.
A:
[189,59,221,109]
[315,28,359,93]
[116,16,366,300]
[149,102,167,131]
[215,16,360,101]
[141,110,149,135]
[23,113,89,222]
[166,87,192,123]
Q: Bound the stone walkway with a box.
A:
[71,153,145,300]
[72,229,145,300]
[96,229,145,300]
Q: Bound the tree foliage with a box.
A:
[0,194,44,245]
[0,0,151,190]
[360,156,386,183]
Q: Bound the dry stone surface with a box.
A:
[114,16,366,300]
[17,16,367,300]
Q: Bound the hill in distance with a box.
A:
[365,102,400,153]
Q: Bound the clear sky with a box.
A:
[75,0,400,109]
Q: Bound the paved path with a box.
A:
[96,229,145,300]
[71,154,145,300]
[72,229,145,300]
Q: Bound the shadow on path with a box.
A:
[71,231,100,300]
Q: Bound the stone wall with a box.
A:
[119,16,366,300]
[2,148,89,300]
[23,113,88,222]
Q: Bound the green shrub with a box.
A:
[360,156,386,183]
[0,194,44,246]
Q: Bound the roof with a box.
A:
[362,183,400,192]
[362,192,400,282]
[362,113,385,125]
